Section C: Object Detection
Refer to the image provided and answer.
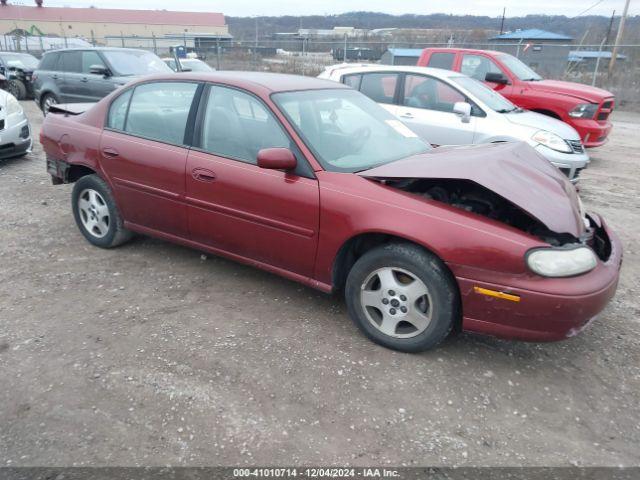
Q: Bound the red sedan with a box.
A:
[41,72,622,352]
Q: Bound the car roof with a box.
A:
[138,71,351,93]
[43,47,149,54]
[325,64,466,80]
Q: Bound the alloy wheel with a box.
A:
[360,266,433,339]
[78,189,110,239]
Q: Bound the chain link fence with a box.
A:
[2,34,639,108]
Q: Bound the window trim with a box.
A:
[192,83,315,179]
[103,79,204,149]
[398,73,486,118]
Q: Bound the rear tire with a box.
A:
[345,242,459,353]
[41,93,59,115]
[7,80,26,100]
[71,174,133,248]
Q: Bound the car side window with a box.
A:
[39,53,59,71]
[124,82,198,145]
[359,73,399,104]
[107,89,133,131]
[60,51,82,73]
[342,74,362,90]
[427,53,455,70]
[198,86,290,164]
[461,54,503,81]
[82,51,106,74]
[402,74,466,113]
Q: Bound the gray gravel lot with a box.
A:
[0,102,638,467]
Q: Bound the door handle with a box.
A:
[102,147,119,158]
[400,112,414,119]
[52,74,59,80]
[192,168,216,183]
[80,77,89,83]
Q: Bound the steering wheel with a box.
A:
[348,126,372,153]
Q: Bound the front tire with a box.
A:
[7,80,27,100]
[345,243,459,353]
[72,175,133,248]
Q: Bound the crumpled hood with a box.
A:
[528,79,613,103]
[359,142,584,238]
[504,110,580,140]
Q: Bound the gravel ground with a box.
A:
[0,102,638,467]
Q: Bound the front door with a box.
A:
[99,81,201,238]
[396,73,476,146]
[186,85,320,277]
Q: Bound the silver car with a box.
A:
[320,65,589,182]
[0,90,32,160]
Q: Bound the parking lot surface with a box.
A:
[0,102,639,467]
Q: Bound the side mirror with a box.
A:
[453,102,472,123]
[89,65,111,77]
[257,148,297,171]
[485,72,509,85]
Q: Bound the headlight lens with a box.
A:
[531,130,572,153]
[527,246,597,277]
[568,103,599,119]
[6,94,23,116]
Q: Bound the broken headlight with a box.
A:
[526,246,597,277]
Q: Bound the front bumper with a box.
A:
[570,118,613,148]
[0,115,32,159]
[533,144,590,183]
[454,216,622,342]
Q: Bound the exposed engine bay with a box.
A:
[383,178,608,258]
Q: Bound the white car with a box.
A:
[162,57,215,73]
[0,89,32,160]
[319,64,589,182]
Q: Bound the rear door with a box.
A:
[185,84,320,277]
[396,73,476,145]
[58,51,83,103]
[100,81,201,238]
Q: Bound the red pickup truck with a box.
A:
[417,48,614,147]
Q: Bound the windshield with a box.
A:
[452,76,518,113]
[273,89,431,173]
[498,54,543,81]
[181,59,214,72]
[102,50,172,76]
[1,53,39,70]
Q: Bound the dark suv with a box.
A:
[0,52,39,100]
[32,47,172,113]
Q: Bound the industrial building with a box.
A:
[0,1,230,48]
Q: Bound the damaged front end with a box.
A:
[359,142,611,262]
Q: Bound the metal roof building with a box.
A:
[490,29,573,42]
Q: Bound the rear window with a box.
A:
[124,82,198,145]
[359,73,399,104]
[39,53,59,71]
[427,52,455,70]
[60,51,82,73]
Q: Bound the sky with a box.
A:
[13,0,640,17]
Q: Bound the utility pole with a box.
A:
[608,0,631,75]
[499,7,506,35]
[605,10,615,45]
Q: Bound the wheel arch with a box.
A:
[332,231,463,332]
[66,163,98,183]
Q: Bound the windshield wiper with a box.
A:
[495,107,517,113]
